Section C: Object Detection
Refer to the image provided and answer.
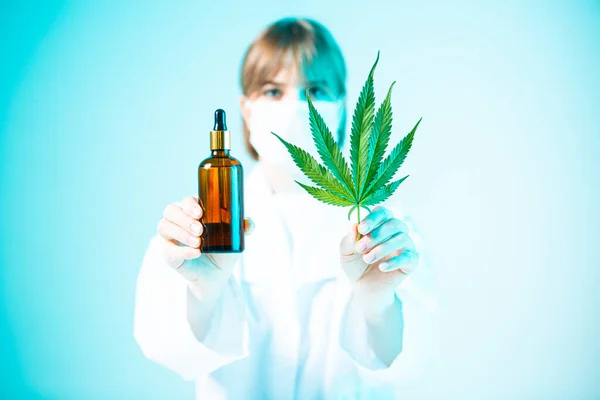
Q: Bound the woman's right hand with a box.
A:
[157,195,254,299]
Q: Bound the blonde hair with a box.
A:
[240,17,347,160]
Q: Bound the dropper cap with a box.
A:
[210,109,231,150]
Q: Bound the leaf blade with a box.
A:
[362,175,409,206]
[295,181,355,207]
[363,81,395,195]
[361,118,421,201]
[350,51,379,200]
[307,93,355,198]
[272,132,355,202]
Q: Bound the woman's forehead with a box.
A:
[268,66,299,85]
[265,63,329,87]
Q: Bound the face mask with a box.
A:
[246,98,343,178]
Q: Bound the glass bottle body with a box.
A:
[198,149,245,253]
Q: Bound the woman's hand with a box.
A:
[157,195,254,300]
[339,205,418,315]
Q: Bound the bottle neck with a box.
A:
[211,149,230,157]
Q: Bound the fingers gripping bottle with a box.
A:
[198,109,245,253]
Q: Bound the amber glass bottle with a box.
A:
[197,109,245,253]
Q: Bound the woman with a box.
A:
[134,17,438,399]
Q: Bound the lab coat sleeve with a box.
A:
[133,234,250,380]
[336,210,440,390]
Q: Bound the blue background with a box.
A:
[1,1,598,398]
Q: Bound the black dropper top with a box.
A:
[214,109,227,131]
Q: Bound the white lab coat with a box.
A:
[134,160,439,399]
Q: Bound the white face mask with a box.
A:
[246,98,343,178]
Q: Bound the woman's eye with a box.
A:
[307,86,332,100]
[308,87,323,97]
[264,88,282,98]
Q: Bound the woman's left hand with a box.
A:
[339,205,419,312]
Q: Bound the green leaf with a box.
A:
[363,81,395,194]
[307,92,354,196]
[295,181,355,207]
[361,118,421,201]
[271,132,355,202]
[269,51,420,240]
[362,175,408,206]
[350,51,379,200]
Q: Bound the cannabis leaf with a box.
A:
[272,51,421,240]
